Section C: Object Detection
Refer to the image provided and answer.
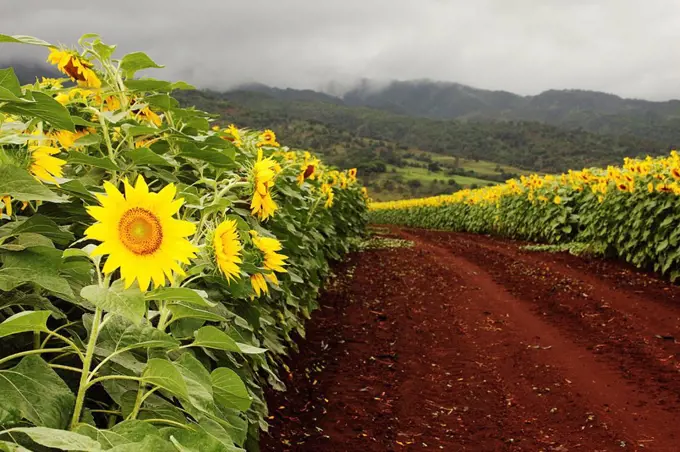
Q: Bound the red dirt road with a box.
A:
[262,227,680,451]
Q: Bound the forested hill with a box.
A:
[176,89,668,174]
[237,80,680,144]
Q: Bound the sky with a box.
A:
[1,0,679,101]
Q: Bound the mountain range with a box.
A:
[234,80,680,144]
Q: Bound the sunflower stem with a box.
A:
[70,306,103,429]
[127,382,146,420]
[156,302,171,332]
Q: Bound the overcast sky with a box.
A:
[1,0,679,100]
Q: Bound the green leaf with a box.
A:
[60,179,98,203]
[68,151,120,171]
[165,425,240,452]
[0,166,66,202]
[75,420,166,450]
[191,326,240,352]
[108,436,175,452]
[73,133,102,147]
[10,214,75,245]
[124,79,172,92]
[0,356,75,429]
[121,124,159,136]
[0,440,31,451]
[167,303,227,323]
[175,353,214,415]
[0,310,50,338]
[9,427,101,451]
[120,52,164,78]
[0,34,51,46]
[142,358,189,399]
[234,342,267,355]
[0,68,23,96]
[179,147,234,168]
[0,246,75,298]
[97,316,179,356]
[145,287,215,307]
[126,148,172,167]
[81,280,146,324]
[0,87,28,103]
[211,368,251,412]
[2,92,75,131]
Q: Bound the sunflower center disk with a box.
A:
[118,207,163,255]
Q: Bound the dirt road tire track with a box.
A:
[262,227,680,451]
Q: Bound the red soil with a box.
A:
[261,227,680,451]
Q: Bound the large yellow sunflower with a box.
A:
[30,146,67,184]
[213,219,242,282]
[47,48,101,88]
[250,230,287,297]
[251,149,278,221]
[84,176,198,291]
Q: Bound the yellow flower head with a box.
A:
[348,168,357,181]
[30,146,66,184]
[84,176,198,291]
[38,77,64,89]
[226,124,242,147]
[47,48,101,88]
[257,129,280,147]
[52,129,91,150]
[251,149,278,221]
[249,230,288,297]
[213,219,242,283]
[553,195,561,205]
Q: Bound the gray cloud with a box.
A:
[1,0,679,100]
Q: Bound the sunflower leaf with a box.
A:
[142,358,189,399]
[7,427,101,451]
[120,52,164,78]
[0,34,52,46]
[0,167,66,203]
[1,91,75,131]
[145,287,215,307]
[191,326,240,352]
[81,280,146,324]
[211,367,251,412]
[67,151,120,171]
[0,356,75,429]
[0,311,51,338]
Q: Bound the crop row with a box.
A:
[370,151,680,279]
[0,34,367,451]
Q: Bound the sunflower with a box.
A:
[226,124,242,147]
[250,230,288,297]
[251,149,278,221]
[257,129,280,147]
[671,167,680,180]
[348,168,358,181]
[52,129,91,150]
[321,183,334,208]
[213,219,242,282]
[553,195,562,205]
[84,176,198,291]
[657,183,673,193]
[47,48,101,88]
[38,77,64,89]
[361,187,369,200]
[30,146,67,184]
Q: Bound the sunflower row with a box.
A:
[371,151,680,279]
[0,34,367,451]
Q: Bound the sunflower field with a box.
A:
[371,151,680,280]
[0,34,367,451]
